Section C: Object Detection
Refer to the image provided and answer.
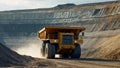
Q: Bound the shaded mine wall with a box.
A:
[0,1,120,48]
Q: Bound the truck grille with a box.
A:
[62,35,73,45]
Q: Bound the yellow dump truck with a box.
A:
[38,26,85,58]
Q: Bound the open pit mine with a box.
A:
[0,1,120,68]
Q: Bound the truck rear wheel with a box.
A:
[45,43,55,58]
[71,44,81,58]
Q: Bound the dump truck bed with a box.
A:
[38,26,85,40]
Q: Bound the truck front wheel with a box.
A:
[71,44,81,58]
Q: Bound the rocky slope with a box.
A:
[0,43,33,66]
[82,30,120,60]
[93,34,120,60]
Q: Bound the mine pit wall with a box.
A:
[81,29,120,60]
[81,29,120,58]
[0,1,120,51]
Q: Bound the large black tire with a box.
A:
[45,43,55,58]
[71,44,81,58]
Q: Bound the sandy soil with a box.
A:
[17,58,120,68]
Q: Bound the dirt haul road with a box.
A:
[26,58,120,68]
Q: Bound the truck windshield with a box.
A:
[62,35,73,45]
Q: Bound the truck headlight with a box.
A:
[74,40,77,43]
[54,40,57,43]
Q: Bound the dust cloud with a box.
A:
[16,43,40,58]
[14,37,43,58]
[4,37,59,58]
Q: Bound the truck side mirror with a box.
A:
[82,32,84,36]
